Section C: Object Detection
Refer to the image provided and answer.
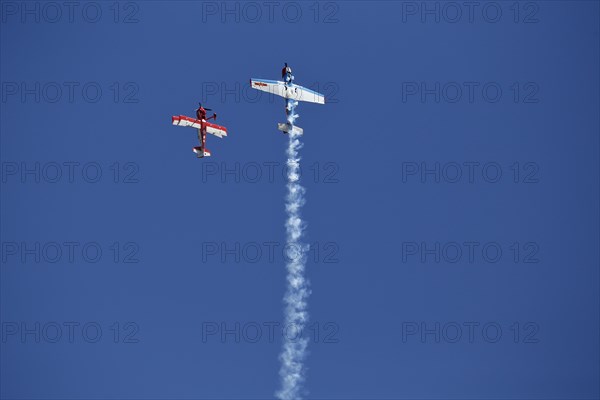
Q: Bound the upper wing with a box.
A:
[172,115,201,129]
[205,121,227,138]
[172,116,227,138]
[250,79,325,104]
[290,84,325,104]
[250,79,288,98]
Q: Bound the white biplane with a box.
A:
[250,63,325,135]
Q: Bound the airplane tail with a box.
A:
[193,147,211,158]
[278,123,303,135]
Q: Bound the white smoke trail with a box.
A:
[276,99,311,400]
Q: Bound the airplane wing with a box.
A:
[172,116,227,138]
[205,121,227,138]
[250,79,325,104]
[172,115,201,129]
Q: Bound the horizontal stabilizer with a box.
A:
[193,147,211,158]
[278,123,303,135]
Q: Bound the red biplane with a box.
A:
[172,104,227,158]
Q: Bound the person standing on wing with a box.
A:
[196,103,217,121]
[282,63,293,84]
[196,103,206,120]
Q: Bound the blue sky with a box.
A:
[1,1,599,398]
